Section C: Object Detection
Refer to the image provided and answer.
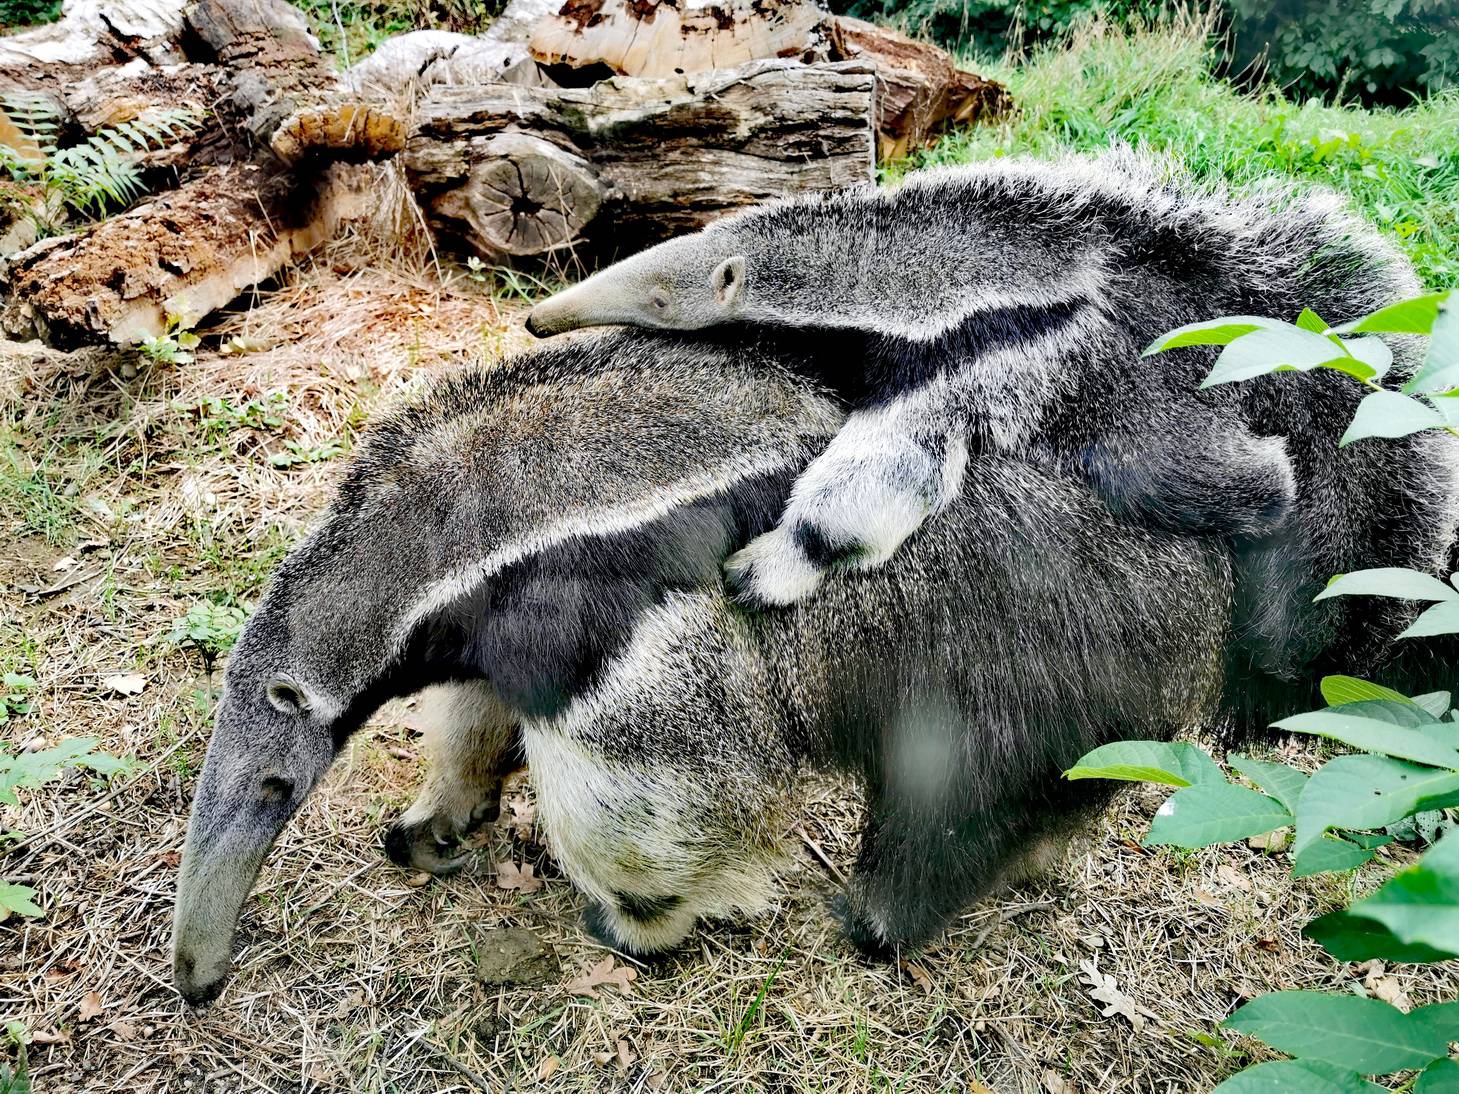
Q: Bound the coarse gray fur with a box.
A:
[172,329,1234,1004]
[525,151,1459,712]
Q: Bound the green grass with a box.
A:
[904,15,1459,288]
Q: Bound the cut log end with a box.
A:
[431,133,604,257]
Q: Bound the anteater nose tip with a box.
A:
[524,311,547,338]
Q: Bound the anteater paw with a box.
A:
[724,526,824,608]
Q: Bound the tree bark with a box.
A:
[406,59,876,261]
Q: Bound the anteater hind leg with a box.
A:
[835,744,1110,956]
[384,680,522,875]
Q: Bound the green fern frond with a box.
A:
[0,91,63,158]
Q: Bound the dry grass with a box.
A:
[1,243,1455,1094]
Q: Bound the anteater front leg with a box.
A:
[384,681,522,875]
[725,400,967,608]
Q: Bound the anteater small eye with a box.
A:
[266,678,307,714]
[649,290,671,312]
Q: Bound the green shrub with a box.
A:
[0,0,61,27]
[1070,291,1459,1090]
[828,0,1456,103]
[1228,0,1459,104]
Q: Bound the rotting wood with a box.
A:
[832,16,1012,160]
[527,0,835,81]
[0,162,377,347]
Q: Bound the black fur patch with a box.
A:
[417,467,797,721]
[793,521,863,569]
[614,891,683,923]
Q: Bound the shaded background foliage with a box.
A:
[829,0,1458,104]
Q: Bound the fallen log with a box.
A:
[832,16,1011,160]
[405,59,877,261]
[1,0,1008,347]
[0,162,376,347]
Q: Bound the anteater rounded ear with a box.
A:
[266,677,310,715]
[711,255,746,309]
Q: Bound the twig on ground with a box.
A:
[795,824,848,887]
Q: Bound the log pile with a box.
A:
[0,0,1009,348]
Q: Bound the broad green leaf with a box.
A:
[1223,991,1449,1075]
[0,882,41,918]
[1293,835,1375,878]
[1145,784,1290,849]
[1064,740,1225,788]
[1322,699,1436,728]
[1403,295,1459,395]
[1316,568,1459,603]
[1414,691,1453,719]
[1303,909,1457,963]
[1229,754,1308,813]
[1273,710,1459,769]
[1210,1059,1381,1093]
[1143,317,1270,355]
[1337,291,1450,335]
[1410,1002,1459,1044]
[1347,831,1459,954]
[1399,601,1459,639]
[1428,392,1459,429]
[1294,755,1459,859]
[1202,324,1358,387]
[1342,336,1393,380]
[1342,831,1396,850]
[1319,676,1416,708]
[1416,1059,1459,1094]
[1296,308,1331,334]
[1340,389,1444,446]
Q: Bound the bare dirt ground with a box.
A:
[2,232,1456,1093]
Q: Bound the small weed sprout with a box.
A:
[167,601,248,674]
[1,737,129,918]
[0,674,35,724]
[268,438,346,468]
[138,314,202,367]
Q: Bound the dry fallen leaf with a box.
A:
[30,1027,69,1045]
[537,1055,560,1081]
[1078,958,1146,1033]
[1362,962,1411,1010]
[77,990,105,1022]
[646,1070,669,1090]
[615,1039,636,1071]
[102,673,147,696]
[900,959,935,995]
[1043,1070,1078,1094]
[402,871,433,888]
[970,1080,996,1094]
[1215,864,1254,891]
[495,860,544,893]
[507,796,536,836]
[107,1020,138,1039]
[1247,829,1290,852]
[565,957,638,998]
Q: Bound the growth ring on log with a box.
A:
[431,133,605,258]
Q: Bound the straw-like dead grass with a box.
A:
[1,242,1454,1093]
